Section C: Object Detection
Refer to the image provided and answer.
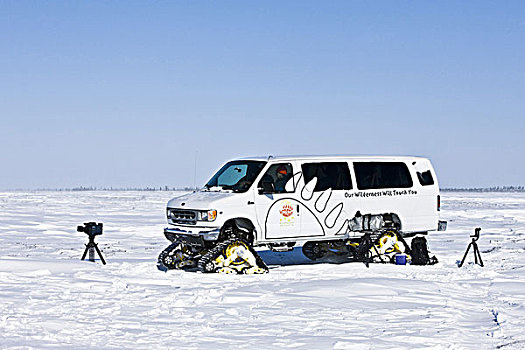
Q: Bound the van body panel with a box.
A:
[166,155,443,245]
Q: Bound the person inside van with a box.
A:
[275,165,290,193]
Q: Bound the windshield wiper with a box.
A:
[204,185,234,192]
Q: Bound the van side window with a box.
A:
[301,162,352,192]
[258,163,293,194]
[417,170,435,186]
[354,162,413,190]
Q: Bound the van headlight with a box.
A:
[198,210,217,222]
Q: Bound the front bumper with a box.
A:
[164,226,221,242]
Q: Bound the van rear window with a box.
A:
[301,162,352,191]
[417,170,435,186]
[354,162,413,190]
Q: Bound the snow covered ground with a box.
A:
[0,191,524,349]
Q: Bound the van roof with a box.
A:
[236,155,429,162]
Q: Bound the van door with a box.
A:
[409,159,440,231]
[299,161,353,238]
[254,162,302,240]
[352,161,416,231]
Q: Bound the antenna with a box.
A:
[193,151,198,189]
[268,155,274,161]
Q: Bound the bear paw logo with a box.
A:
[295,174,348,234]
[265,172,348,239]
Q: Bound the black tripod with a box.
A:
[458,227,483,268]
[356,231,385,267]
[81,234,106,265]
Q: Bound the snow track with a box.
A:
[0,191,524,349]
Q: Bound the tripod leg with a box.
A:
[364,251,370,268]
[81,244,89,261]
[398,234,411,254]
[364,235,372,267]
[474,244,484,267]
[473,243,479,265]
[372,244,385,263]
[458,243,472,268]
[94,243,107,265]
[357,234,371,267]
[478,250,484,267]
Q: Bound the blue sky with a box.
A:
[1,1,524,189]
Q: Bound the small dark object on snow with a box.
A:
[458,227,484,268]
[356,232,384,267]
[411,236,438,265]
[78,222,106,265]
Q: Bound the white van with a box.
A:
[163,155,444,254]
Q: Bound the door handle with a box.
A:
[297,205,300,215]
[248,201,254,205]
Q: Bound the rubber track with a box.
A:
[197,238,269,274]
[157,242,198,271]
[157,242,180,270]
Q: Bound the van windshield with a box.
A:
[205,160,267,193]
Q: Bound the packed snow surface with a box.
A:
[0,191,524,349]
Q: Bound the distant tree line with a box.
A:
[70,186,200,191]
[6,185,525,192]
[20,186,200,192]
[441,186,525,192]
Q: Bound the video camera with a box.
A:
[78,222,106,265]
[77,222,103,236]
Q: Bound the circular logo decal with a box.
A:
[280,203,294,217]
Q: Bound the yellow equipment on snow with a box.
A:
[199,239,269,274]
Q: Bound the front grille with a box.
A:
[168,209,197,225]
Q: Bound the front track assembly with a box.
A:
[157,242,199,271]
[158,238,268,274]
[198,238,268,274]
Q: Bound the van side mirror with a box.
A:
[258,181,275,194]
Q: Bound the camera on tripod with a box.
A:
[78,222,106,265]
[77,222,103,236]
